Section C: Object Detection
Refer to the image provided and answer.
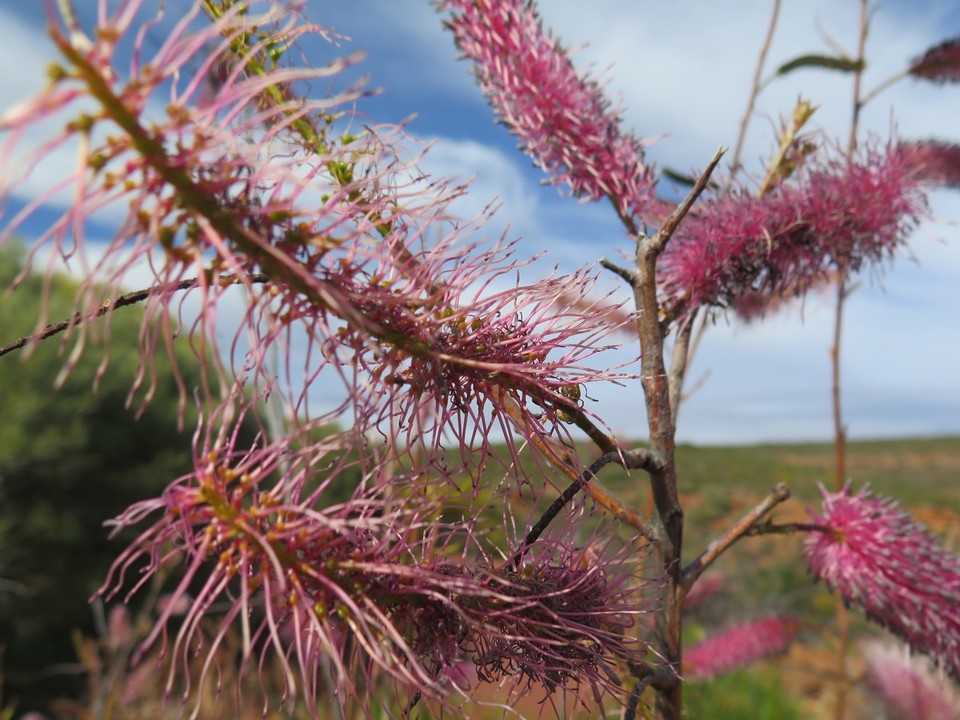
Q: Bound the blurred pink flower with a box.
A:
[909,39,960,84]
[97,413,649,712]
[899,140,960,189]
[683,616,800,681]
[804,485,960,678]
[658,144,927,320]
[441,0,656,229]
[863,642,960,720]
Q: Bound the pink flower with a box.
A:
[909,39,960,84]
[658,144,927,320]
[5,2,647,713]
[899,140,960,190]
[101,420,647,712]
[682,616,800,681]
[804,485,960,678]
[863,642,960,720]
[441,0,656,229]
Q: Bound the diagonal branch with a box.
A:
[0,274,269,360]
[682,482,792,591]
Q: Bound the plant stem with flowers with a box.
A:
[2,1,960,719]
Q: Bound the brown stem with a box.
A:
[632,147,723,720]
[667,310,697,429]
[729,0,783,177]
[0,274,269,359]
[682,483,791,590]
[832,6,869,719]
[742,521,830,537]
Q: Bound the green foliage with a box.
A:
[684,667,802,720]
[0,244,203,712]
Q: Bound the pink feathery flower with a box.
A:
[909,38,960,84]
[441,0,656,228]
[899,140,960,189]
[0,0,634,473]
[804,484,960,678]
[100,418,647,713]
[658,144,927,320]
[863,642,960,720]
[683,616,800,681]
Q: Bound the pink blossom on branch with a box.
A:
[440,0,656,230]
[0,0,632,461]
[682,616,800,681]
[804,484,960,678]
[100,416,648,714]
[658,144,927,320]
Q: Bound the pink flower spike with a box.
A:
[899,140,960,190]
[863,642,960,720]
[658,143,927,320]
[804,484,960,678]
[909,38,960,84]
[441,0,656,230]
[683,616,800,681]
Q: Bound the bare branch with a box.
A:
[0,274,270,360]
[682,482,792,591]
[646,147,726,257]
[600,257,637,285]
[667,310,697,429]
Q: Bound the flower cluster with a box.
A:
[899,140,960,190]
[101,419,646,713]
[441,0,656,229]
[804,484,960,678]
[657,144,927,320]
[1,0,630,464]
[682,616,800,681]
[0,1,645,714]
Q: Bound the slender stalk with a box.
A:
[682,483,791,590]
[0,274,269,359]
[729,0,783,177]
[831,4,869,719]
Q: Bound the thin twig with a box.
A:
[401,689,421,718]
[0,274,270,360]
[730,0,783,177]
[667,310,697,429]
[832,6,869,718]
[647,147,726,257]
[492,387,649,536]
[624,675,655,720]
[572,409,619,455]
[743,521,831,537]
[511,451,623,568]
[682,483,791,591]
[599,257,637,285]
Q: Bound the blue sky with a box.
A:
[1,1,959,445]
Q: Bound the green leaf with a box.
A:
[775,54,865,76]
[662,167,719,190]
